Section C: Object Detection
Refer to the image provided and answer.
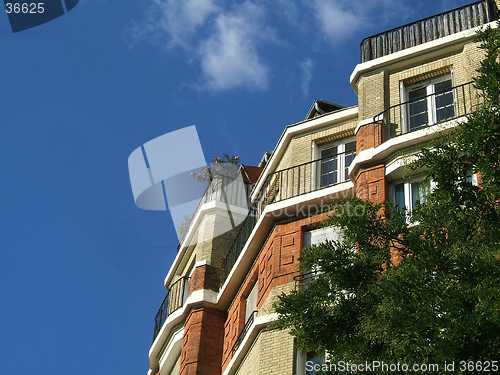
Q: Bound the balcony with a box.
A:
[257,151,354,215]
[231,310,257,357]
[360,0,498,63]
[178,174,252,248]
[375,81,483,141]
[152,276,190,343]
[220,152,354,286]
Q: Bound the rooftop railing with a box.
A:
[374,81,483,141]
[152,276,190,343]
[360,0,498,62]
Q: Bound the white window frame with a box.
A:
[313,137,356,189]
[296,350,327,375]
[389,176,430,218]
[402,74,455,133]
[245,281,258,323]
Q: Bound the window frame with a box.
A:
[314,137,356,189]
[389,176,430,218]
[403,74,455,133]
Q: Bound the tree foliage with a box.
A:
[273,25,500,372]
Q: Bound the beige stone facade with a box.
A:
[145,2,497,375]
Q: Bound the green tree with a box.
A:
[274,25,500,373]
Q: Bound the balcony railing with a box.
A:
[360,0,498,62]
[294,271,317,290]
[231,310,257,357]
[152,276,190,343]
[220,153,353,286]
[375,81,483,141]
[257,151,353,215]
[177,174,252,248]
[220,205,257,286]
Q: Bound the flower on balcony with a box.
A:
[191,153,241,183]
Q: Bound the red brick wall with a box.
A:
[180,306,227,375]
[355,164,387,205]
[188,264,220,296]
[356,120,383,152]
[221,213,330,371]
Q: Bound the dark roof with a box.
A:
[241,166,263,184]
[305,99,346,120]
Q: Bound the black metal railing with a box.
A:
[294,272,317,290]
[220,205,258,285]
[177,175,252,248]
[219,152,354,287]
[361,0,498,62]
[231,310,258,356]
[152,276,190,343]
[257,151,354,215]
[374,81,483,140]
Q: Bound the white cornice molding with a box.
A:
[251,107,358,202]
[350,21,498,93]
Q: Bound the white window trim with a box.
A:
[389,176,430,219]
[245,281,258,323]
[402,74,455,133]
[311,137,356,190]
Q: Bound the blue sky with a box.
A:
[0,0,474,373]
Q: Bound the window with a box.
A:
[304,227,342,248]
[245,281,258,323]
[406,76,455,132]
[390,178,430,216]
[296,351,325,375]
[318,139,356,188]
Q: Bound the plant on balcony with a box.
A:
[273,25,500,371]
[191,153,241,183]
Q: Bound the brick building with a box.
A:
[140,1,499,374]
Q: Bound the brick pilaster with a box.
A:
[188,264,220,296]
[356,120,384,153]
[180,307,226,375]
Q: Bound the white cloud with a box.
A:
[198,2,273,91]
[299,58,314,97]
[126,0,219,49]
[125,0,415,92]
[310,0,413,45]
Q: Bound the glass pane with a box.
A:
[435,80,454,122]
[344,141,356,181]
[306,352,324,375]
[395,183,405,212]
[321,146,337,158]
[320,147,338,187]
[408,87,428,131]
[411,181,421,211]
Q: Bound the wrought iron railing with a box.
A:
[220,205,257,285]
[374,81,483,141]
[231,310,257,356]
[294,272,317,290]
[360,0,498,62]
[152,276,190,343]
[219,152,354,286]
[177,175,251,248]
[257,151,354,215]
